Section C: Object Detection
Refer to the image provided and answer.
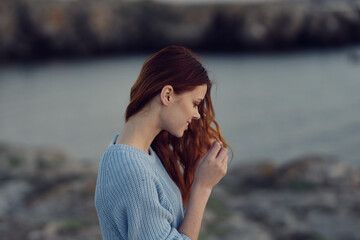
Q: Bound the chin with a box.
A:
[168,130,185,138]
[175,132,185,138]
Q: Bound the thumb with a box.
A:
[199,141,220,163]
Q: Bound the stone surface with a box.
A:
[203,154,360,240]
[1,0,360,62]
[1,142,360,240]
[0,142,99,240]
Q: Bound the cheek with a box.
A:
[162,104,186,128]
[164,100,193,127]
[178,102,193,120]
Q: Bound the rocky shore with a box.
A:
[1,142,359,240]
[1,0,360,62]
[203,155,360,240]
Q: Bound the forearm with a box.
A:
[178,184,212,240]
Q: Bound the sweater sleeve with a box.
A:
[104,155,191,240]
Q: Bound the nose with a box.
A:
[193,109,201,120]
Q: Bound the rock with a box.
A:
[277,154,360,188]
[208,155,360,240]
[1,141,360,240]
[0,142,89,181]
[0,180,33,217]
[306,209,360,240]
[0,142,100,240]
[202,193,273,240]
[222,161,278,193]
[223,154,360,192]
[214,187,360,240]
[221,214,273,240]
[1,0,360,62]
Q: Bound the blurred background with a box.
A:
[1,0,360,239]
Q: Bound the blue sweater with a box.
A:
[95,134,191,240]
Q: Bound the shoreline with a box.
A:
[1,142,360,239]
[1,0,360,62]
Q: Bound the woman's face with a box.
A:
[162,84,207,137]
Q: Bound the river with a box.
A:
[1,47,359,165]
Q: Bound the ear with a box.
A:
[160,85,174,106]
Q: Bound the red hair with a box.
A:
[125,46,232,205]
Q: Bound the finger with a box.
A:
[207,141,222,160]
[210,138,223,147]
[198,141,217,164]
[223,155,229,166]
[220,152,228,162]
[199,141,222,164]
[216,147,228,161]
[222,155,228,171]
[224,159,228,174]
[205,141,217,156]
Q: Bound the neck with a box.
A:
[116,109,161,154]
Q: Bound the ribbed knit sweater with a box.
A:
[95,134,191,240]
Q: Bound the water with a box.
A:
[1,47,360,165]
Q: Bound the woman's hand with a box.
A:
[193,141,228,191]
[179,142,228,239]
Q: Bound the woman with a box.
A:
[95,46,231,240]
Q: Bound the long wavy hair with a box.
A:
[125,46,232,205]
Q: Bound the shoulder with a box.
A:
[100,146,151,175]
[96,146,159,202]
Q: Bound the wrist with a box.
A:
[191,182,212,197]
